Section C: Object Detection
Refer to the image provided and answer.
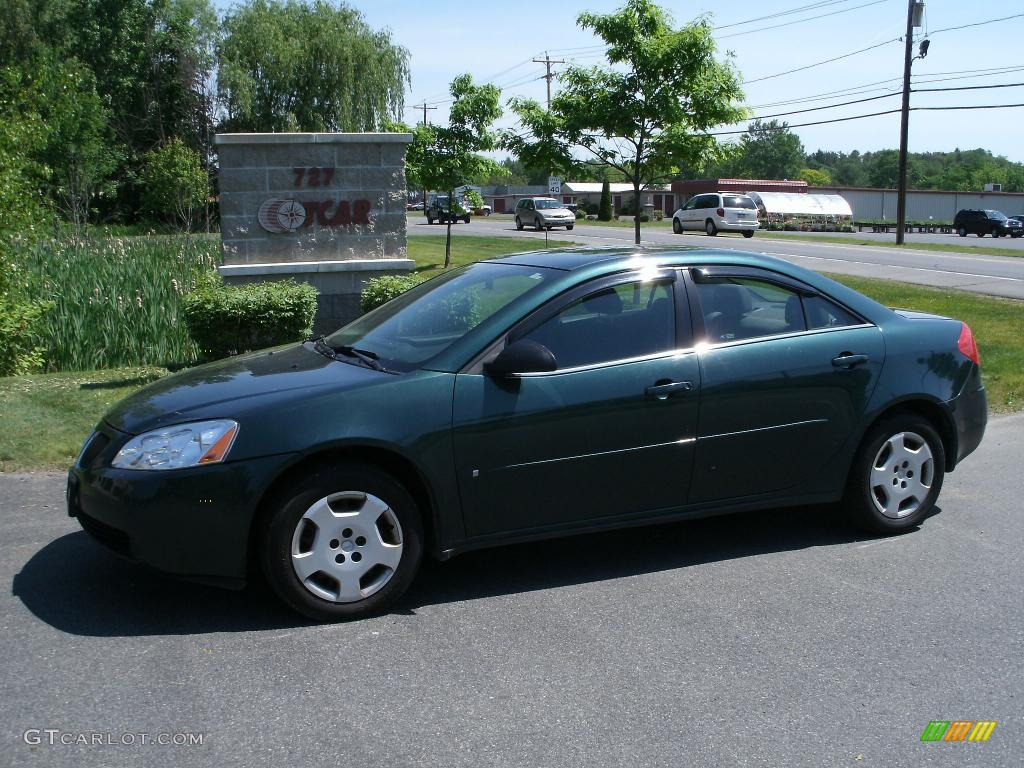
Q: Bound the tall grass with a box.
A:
[9,235,220,371]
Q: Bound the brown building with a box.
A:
[671,178,808,205]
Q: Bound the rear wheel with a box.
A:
[426,215,434,225]
[672,218,683,234]
[742,230,754,239]
[566,224,574,231]
[705,219,718,236]
[261,463,423,621]
[957,227,967,237]
[843,415,945,535]
[515,216,524,231]
[463,215,471,224]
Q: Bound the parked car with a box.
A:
[1008,215,1024,229]
[407,201,424,211]
[426,194,471,224]
[514,197,575,231]
[953,209,1023,238]
[474,204,492,216]
[68,247,986,621]
[672,193,759,238]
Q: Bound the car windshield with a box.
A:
[535,199,563,209]
[723,196,757,209]
[985,210,1007,221]
[326,263,555,372]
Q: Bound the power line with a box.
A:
[929,12,1024,35]
[743,38,901,84]
[718,0,888,40]
[715,0,861,30]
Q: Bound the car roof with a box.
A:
[486,245,788,273]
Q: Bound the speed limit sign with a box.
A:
[548,177,562,195]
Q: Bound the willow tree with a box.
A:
[217,0,409,132]
[504,0,746,244]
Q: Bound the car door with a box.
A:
[680,195,702,230]
[452,271,700,538]
[686,267,885,504]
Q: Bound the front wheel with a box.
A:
[260,463,423,621]
[426,215,434,225]
[705,219,718,236]
[566,224,574,231]
[672,218,683,234]
[842,416,945,535]
[742,230,754,239]
[515,216,524,231]
[535,218,545,231]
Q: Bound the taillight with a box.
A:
[716,208,725,217]
[957,322,980,365]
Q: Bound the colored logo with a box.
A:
[258,198,307,233]
[920,720,997,742]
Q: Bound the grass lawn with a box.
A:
[2,253,1020,472]
[407,234,575,274]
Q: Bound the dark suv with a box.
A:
[953,209,1023,238]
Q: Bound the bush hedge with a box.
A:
[182,275,318,361]
[0,298,53,376]
[360,275,421,313]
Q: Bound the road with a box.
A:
[2,412,1021,767]
[409,215,1024,300]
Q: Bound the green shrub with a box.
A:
[598,179,613,221]
[0,298,54,376]
[182,275,319,361]
[574,209,586,220]
[638,213,651,223]
[360,274,421,313]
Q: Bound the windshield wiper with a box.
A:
[309,336,392,373]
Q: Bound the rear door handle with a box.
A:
[832,353,869,368]
[645,380,693,399]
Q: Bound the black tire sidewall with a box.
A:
[844,416,945,535]
[260,463,423,621]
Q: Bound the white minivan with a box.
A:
[672,193,759,238]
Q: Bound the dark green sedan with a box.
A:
[67,248,987,620]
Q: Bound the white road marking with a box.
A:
[774,252,1023,282]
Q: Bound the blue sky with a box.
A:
[215,1,1024,163]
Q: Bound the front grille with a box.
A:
[77,510,131,557]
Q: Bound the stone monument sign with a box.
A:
[216,132,415,333]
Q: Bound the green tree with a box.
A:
[505,0,745,244]
[140,138,209,228]
[218,0,409,133]
[405,75,505,268]
[732,120,805,180]
[598,177,613,221]
[798,167,832,186]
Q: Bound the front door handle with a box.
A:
[645,380,693,400]
[832,353,869,368]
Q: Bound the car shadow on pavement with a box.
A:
[12,504,933,635]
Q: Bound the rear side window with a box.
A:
[802,295,862,329]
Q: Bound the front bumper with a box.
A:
[67,423,296,588]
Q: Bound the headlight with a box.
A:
[111,420,239,470]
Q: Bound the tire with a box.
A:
[705,219,718,236]
[427,215,434,225]
[260,463,423,621]
[515,216,524,231]
[536,218,545,231]
[842,415,945,535]
[957,227,967,237]
[566,224,574,231]
[742,230,754,239]
[672,218,683,235]
[463,216,471,224]
[992,230,1001,238]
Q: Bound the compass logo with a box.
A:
[257,198,307,233]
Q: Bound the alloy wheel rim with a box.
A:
[290,491,403,602]
[868,431,934,519]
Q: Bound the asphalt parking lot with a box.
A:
[2,413,1021,767]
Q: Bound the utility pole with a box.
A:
[407,103,437,210]
[533,52,565,109]
[896,1,925,245]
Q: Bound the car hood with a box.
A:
[104,343,387,435]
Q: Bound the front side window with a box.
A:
[517,280,676,369]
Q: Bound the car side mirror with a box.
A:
[484,340,557,377]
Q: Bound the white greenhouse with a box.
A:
[747,191,854,231]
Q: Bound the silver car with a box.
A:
[514,197,575,231]
[672,193,759,238]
